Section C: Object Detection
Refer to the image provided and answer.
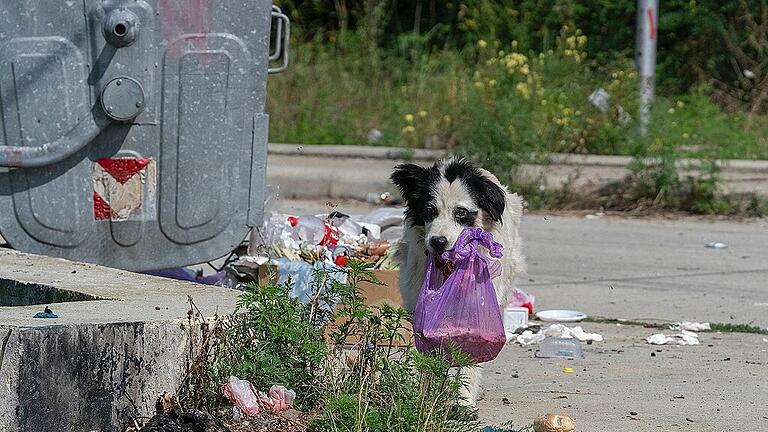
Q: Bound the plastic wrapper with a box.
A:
[508,288,535,315]
[221,376,260,416]
[221,377,296,415]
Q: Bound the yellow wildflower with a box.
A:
[515,82,530,99]
[478,39,487,49]
[668,108,675,114]
[677,101,685,108]
[418,110,428,118]
[402,125,415,134]
[475,81,485,89]
[404,114,414,123]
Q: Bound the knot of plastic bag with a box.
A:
[441,227,503,261]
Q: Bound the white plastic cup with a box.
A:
[503,306,529,342]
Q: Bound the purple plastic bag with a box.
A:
[413,227,506,364]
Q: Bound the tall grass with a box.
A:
[267,29,768,161]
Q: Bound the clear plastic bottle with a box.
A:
[537,337,583,359]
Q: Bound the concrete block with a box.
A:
[0,250,239,432]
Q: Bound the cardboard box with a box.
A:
[339,269,413,347]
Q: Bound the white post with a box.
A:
[636,0,658,136]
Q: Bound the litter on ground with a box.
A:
[513,323,604,345]
[517,330,546,346]
[221,376,296,416]
[536,309,587,322]
[32,306,57,319]
[671,321,711,332]
[544,323,604,342]
[533,413,577,432]
[705,241,728,249]
[646,329,700,346]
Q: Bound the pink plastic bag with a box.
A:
[508,288,535,315]
[221,376,261,416]
[222,376,297,415]
[261,385,296,412]
[413,227,506,364]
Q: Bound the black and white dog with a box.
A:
[391,157,525,405]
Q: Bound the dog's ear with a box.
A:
[476,177,506,223]
[390,163,428,204]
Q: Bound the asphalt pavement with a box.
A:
[277,198,768,431]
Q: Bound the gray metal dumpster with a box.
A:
[0,0,289,271]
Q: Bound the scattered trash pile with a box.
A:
[498,287,604,359]
[142,206,405,295]
[248,208,403,267]
[217,208,404,293]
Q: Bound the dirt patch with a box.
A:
[128,395,309,432]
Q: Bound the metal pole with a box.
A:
[636,0,658,136]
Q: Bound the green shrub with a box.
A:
[194,261,481,431]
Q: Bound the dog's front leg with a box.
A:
[396,224,427,312]
[453,365,483,406]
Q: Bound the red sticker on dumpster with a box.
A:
[92,158,156,221]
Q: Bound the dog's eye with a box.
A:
[424,205,437,220]
[453,207,477,225]
[454,207,468,219]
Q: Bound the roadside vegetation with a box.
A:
[268,1,768,216]
[178,261,505,432]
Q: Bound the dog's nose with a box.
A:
[429,236,449,252]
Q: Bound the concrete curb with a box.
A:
[268,143,447,161]
[266,144,768,200]
[268,143,768,173]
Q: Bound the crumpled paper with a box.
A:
[670,321,711,332]
[646,330,700,346]
[516,330,546,345]
[514,324,603,345]
[544,324,604,342]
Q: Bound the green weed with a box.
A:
[188,261,482,431]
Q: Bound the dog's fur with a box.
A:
[391,157,525,405]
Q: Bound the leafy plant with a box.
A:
[204,273,332,409]
[190,260,481,431]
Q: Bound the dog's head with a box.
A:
[391,158,506,253]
